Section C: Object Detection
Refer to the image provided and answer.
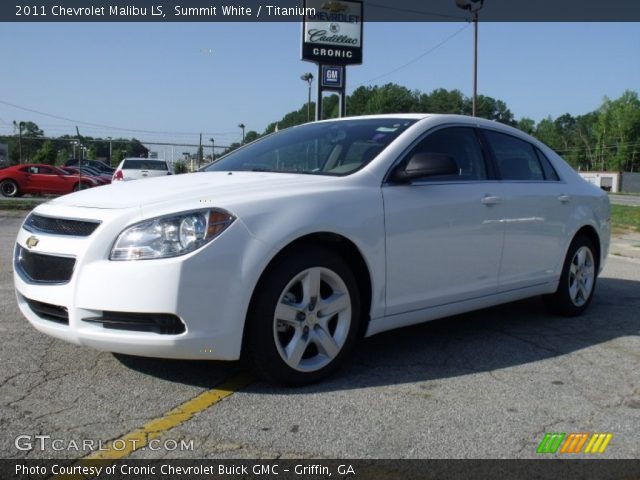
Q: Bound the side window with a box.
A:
[38,167,53,175]
[405,127,487,181]
[535,148,560,181]
[484,130,544,181]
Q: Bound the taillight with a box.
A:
[113,170,124,181]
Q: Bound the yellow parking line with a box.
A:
[87,371,254,460]
[50,371,254,479]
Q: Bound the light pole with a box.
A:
[238,123,245,144]
[300,73,314,122]
[209,137,215,161]
[18,121,24,164]
[456,0,484,117]
[107,137,113,166]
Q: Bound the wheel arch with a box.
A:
[242,231,373,354]
[571,224,602,271]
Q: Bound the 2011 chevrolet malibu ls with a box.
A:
[13,114,611,385]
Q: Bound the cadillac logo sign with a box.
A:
[26,236,39,249]
[302,0,363,65]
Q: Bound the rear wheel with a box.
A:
[245,247,361,386]
[544,235,598,316]
[0,179,19,197]
[73,182,90,192]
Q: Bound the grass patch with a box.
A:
[611,204,640,232]
[0,199,43,211]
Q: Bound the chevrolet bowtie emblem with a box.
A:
[26,236,39,249]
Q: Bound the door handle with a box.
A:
[558,194,571,203]
[481,195,501,206]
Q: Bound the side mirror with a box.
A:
[391,152,458,183]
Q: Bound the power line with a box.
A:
[554,140,640,153]
[0,99,237,137]
[353,23,470,88]
[365,2,467,21]
[3,135,232,150]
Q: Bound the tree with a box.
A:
[420,88,465,114]
[518,117,535,135]
[244,130,259,144]
[12,120,44,162]
[32,141,57,165]
[365,83,419,114]
[465,95,516,126]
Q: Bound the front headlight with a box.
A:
[110,209,235,260]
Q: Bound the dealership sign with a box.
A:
[302,0,363,65]
[321,65,344,88]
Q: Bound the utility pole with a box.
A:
[107,137,113,166]
[198,133,202,168]
[18,121,24,164]
[76,126,83,186]
[472,8,479,117]
[455,0,484,117]
[209,137,215,162]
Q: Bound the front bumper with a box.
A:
[13,204,258,361]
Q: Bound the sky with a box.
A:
[1,21,638,159]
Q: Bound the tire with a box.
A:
[544,235,598,316]
[73,182,90,192]
[0,179,19,198]
[245,247,361,386]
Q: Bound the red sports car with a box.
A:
[0,164,97,197]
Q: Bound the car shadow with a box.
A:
[115,277,640,392]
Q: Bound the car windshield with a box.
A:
[203,118,418,176]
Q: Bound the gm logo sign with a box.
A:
[321,65,344,88]
[537,433,613,454]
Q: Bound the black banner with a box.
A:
[3,0,640,22]
[2,459,640,480]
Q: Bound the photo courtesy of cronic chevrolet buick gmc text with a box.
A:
[13,114,611,385]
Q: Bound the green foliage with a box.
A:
[32,140,57,165]
[244,130,259,144]
[611,204,640,232]
[2,87,638,173]
[173,161,188,174]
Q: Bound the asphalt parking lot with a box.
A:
[1,211,639,460]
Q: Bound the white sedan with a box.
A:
[13,114,610,385]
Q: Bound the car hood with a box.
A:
[49,171,337,210]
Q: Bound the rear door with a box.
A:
[480,129,570,290]
[383,126,505,315]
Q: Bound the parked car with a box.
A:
[112,158,172,182]
[60,166,111,185]
[1,164,96,197]
[65,159,115,175]
[13,115,610,385]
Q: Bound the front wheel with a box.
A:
[245,247,361,386]
[544,235,598,316]
[0,179,19,197]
